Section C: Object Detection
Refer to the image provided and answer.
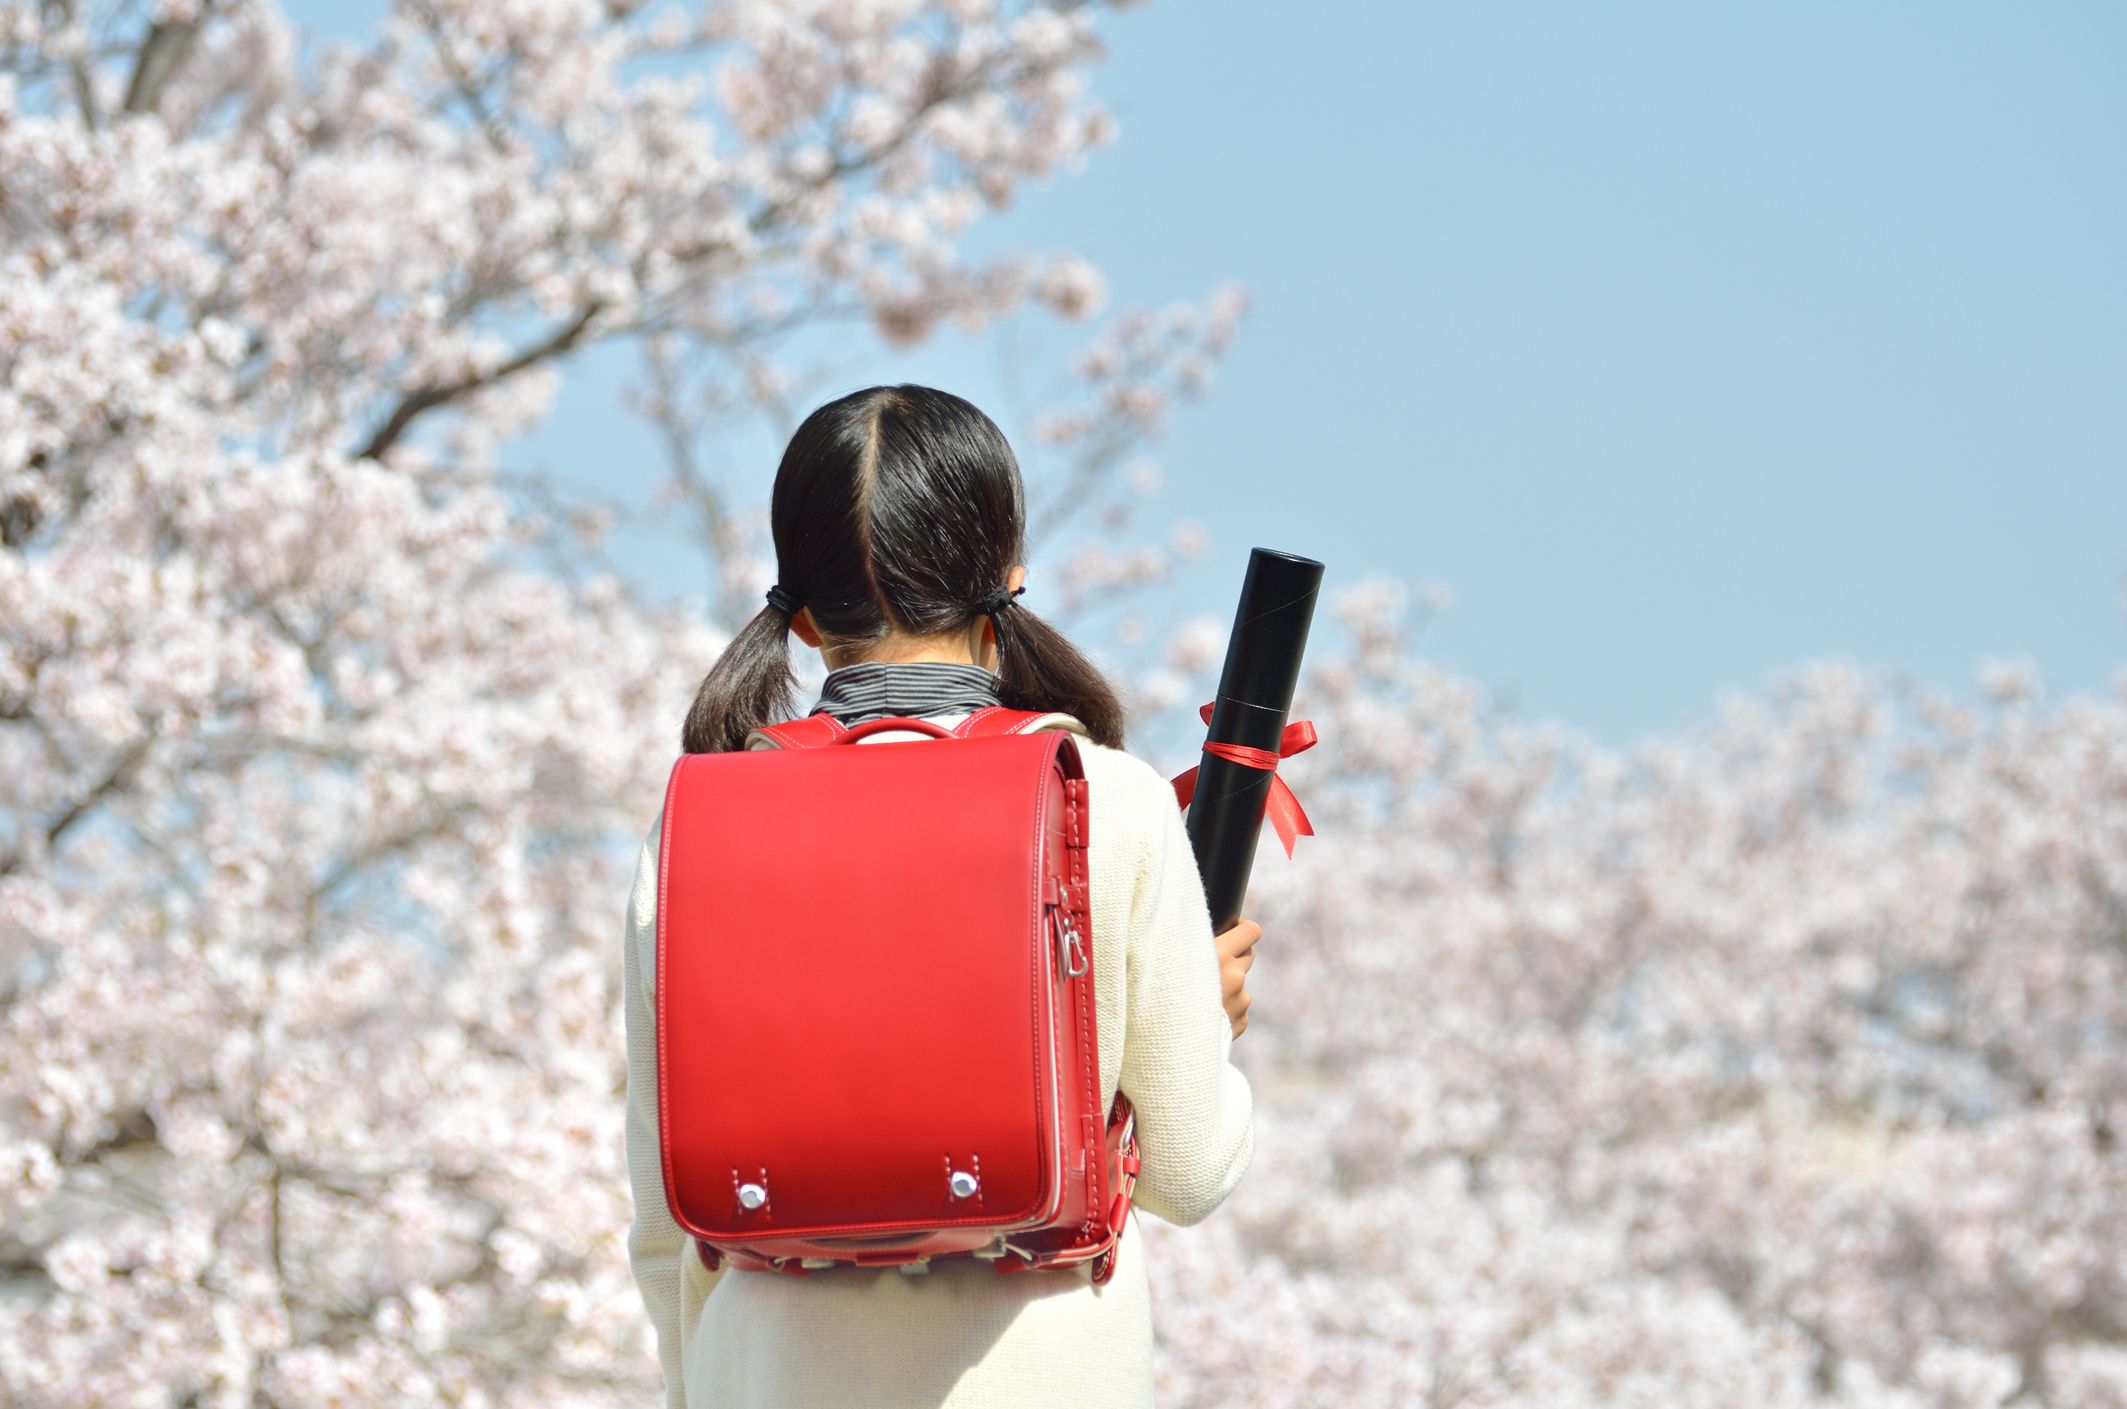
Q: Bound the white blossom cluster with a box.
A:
[1031,281,1249,449]
[1022,284,1248,619]
[0,2,1177,1404]
[1130,581,2127,1409]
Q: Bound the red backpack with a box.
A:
[654,705,1141,1284]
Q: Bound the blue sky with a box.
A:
[288,2,2127,745]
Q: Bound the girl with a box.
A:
[621,383,1260,1407]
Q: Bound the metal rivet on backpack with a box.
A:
[948,1169,979,1199]
[737,1182,768,1210]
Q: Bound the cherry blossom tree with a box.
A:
[0,2,1228,1403]
[1138,583,2127,1409]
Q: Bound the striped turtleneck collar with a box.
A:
[809,659,1002,725]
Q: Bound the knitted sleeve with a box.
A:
[1116,761,1257,1226]
[622,813,702,1407]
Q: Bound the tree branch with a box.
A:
[352,301,605,463]
[122,11,209,117]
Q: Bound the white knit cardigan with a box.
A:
[621,710,1256,1407]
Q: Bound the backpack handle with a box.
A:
[831,716,957,744]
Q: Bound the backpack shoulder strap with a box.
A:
[949,705,1092,740]
[746,713,851,750]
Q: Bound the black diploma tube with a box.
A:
[1184,547,1324,933]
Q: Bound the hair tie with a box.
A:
[979,584,1026,618]
[765,584,802,615]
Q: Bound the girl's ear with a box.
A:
[790,608,822,649]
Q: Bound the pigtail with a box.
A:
[681,601,800,754]
[991,602,1128,749]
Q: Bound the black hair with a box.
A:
[681,384,1128,754]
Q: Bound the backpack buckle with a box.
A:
[1050,886,1087,979]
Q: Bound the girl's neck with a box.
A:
[821,628,995,673]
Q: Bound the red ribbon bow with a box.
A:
[1170,702,1318,858]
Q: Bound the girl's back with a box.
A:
[620,385,1257,1407]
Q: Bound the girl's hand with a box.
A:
[1216,916,1261,1039]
